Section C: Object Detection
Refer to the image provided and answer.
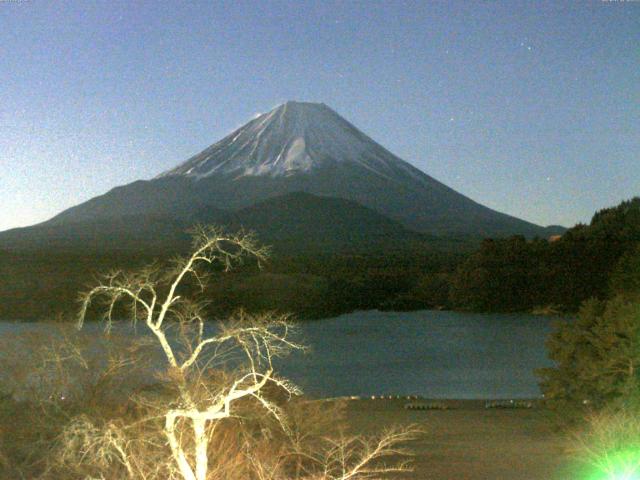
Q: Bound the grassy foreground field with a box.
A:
[337,398,576,480]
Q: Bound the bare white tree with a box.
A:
[73,225,419,480]
[77,226,304,480]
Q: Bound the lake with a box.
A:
[0,310,560,400]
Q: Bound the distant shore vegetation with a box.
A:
[1,197,638,322]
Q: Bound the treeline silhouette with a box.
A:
[446,197,640,313]
[1,197,638,320]
[536,201,640,421]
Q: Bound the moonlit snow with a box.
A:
[158,101,424,182]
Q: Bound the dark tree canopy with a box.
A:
[537,295,640,418]
[448,197,640,313]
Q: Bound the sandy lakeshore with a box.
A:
[336,398,576,480]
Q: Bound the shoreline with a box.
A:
[0,305,573,323]
[311,395,544,408]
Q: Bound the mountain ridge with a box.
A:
[0,192,423,253]
[6,101,563,239]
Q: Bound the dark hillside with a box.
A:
[448,197,640,312]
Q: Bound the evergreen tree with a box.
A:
[537,295,640,418]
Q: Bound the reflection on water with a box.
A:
[0,310,560,399]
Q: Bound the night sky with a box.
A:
[1,0,638,232]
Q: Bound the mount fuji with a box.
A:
[1,101,561,250]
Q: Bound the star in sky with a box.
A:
[520,40,533,51]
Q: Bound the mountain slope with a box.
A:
[0,192,419,252]
[15,101,558,239]
[212,191,422,252]
[0,213,197,251]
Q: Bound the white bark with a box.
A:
[77,227,300,480]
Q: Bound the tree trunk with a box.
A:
[194,417,209,480]
[166,414,197,480]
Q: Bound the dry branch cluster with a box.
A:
[0,226,417,480]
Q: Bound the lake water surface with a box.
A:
[277,310,559,399]
[0,310,560,399]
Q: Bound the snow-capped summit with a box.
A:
[158,101,416,181]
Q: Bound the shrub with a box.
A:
[568,408,640,479]
[538,295,640,421]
